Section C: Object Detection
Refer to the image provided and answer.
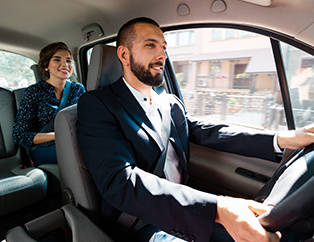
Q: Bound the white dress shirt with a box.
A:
[123,78,182,183]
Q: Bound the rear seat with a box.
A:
[0,87,47,216]
[13,65,61,194]
[4,61,114,242]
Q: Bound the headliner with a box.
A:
[0,0,313,60]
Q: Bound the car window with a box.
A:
[165,28,286,132]
[0,51,36,89]
[280,43,314,129]
[81,28,314,133]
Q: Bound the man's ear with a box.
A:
[117,46,130,67]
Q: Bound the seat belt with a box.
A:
[27,81,71,167]
[116,97,171,241]
[58,80,71,111]
[39,80,71,133]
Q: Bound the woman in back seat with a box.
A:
[12,42,85,165]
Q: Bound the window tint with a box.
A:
[166,28,286,131]
[281,43,314,128]
[0,51,36,89]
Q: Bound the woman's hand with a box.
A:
[33,132,55,144]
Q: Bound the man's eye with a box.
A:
[146,43,154,48]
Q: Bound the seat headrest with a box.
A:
[30,64,48,82]
[86,44,123,91]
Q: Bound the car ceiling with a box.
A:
[0,0,314,61]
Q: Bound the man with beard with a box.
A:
[77,17,314,242]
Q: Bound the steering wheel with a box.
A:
[257,143,314,233]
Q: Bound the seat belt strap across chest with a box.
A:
[39,80,71,133]
[58,80,71,111]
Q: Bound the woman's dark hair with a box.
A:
[116,17,160,50]
[38,42,72,78]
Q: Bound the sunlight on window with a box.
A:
[166,28,286,132]
[0,51,36,89]
[281,43,314,128]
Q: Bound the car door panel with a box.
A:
[187,143,280,199]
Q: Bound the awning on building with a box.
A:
[245,49,276,74]
[191,48,276,74]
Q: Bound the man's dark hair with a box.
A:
[116,17,160,50]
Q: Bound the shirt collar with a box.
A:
[123,77,159,113]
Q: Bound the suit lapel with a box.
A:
[157,91,189,180]
[111,78,189,181]
[111,78,165,152]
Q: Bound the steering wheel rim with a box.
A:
[258,143,314,233]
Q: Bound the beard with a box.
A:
[129,53,164,87]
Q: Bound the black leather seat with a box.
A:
[0,87,47,216]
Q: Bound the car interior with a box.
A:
[1,0,314,241]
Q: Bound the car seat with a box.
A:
[5,203,114,242]
[0,87,47,216]
[13,64,61,194]
[5,44,120,242]
[11,63,80,195]
[55,44,123,224]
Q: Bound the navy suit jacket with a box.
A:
[77,77,277,241]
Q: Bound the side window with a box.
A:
[280,43,314,128]
[0,51,36,89]
[165,28,286,132]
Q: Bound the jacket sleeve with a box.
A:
[76,91,218,242]
[172,95,278,162]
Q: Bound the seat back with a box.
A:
[0,87,19,164]
[86,44,123,91]
[0,87,48,216]
[13,66,61,194]
[55,104,102,222]
[30,64,48,82]
[55,44,123,224]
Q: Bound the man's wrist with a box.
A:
[215,195,227,223]
[273,133,283,153]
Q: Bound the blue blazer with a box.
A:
[77,77,277,241]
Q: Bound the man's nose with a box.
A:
[156,46,167,61]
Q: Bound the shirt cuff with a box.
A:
[273,133,283,153]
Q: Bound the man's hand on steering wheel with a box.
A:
[216,196,281,242]
[277,123,314,150]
